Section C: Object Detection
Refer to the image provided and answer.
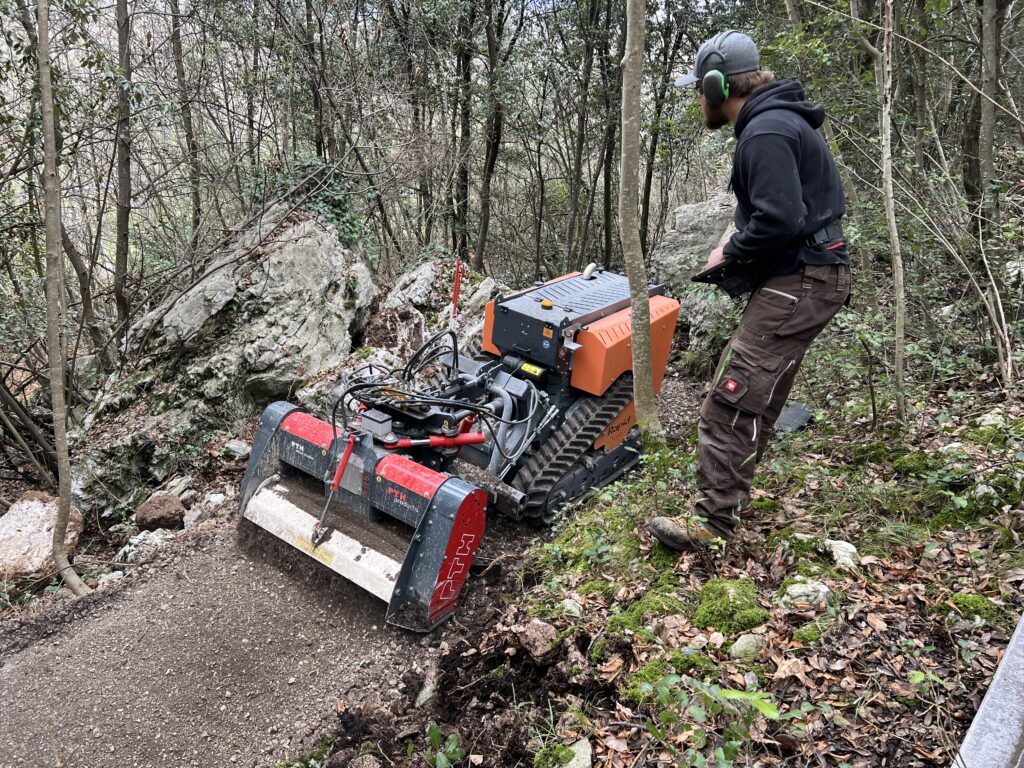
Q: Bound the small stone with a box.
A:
[162,476,194,497]
[729,633,764,660]
[939,442,964,454]
[348,757,383,768]
[224,439,251,459]
[114,529,176,564]
[978,410,1006,428]
[135,495,185,531]
[97,570,125,588]
[514,619,558,662]
[564,738,592,768]
[415,666,438,708]
[779,578,831,611]
[287,677,296,685]
[562,599,582,617]
[823,539,859,570]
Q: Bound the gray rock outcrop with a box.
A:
[139,204,377,402]
[650,194,738,374]
[74,204,377,515]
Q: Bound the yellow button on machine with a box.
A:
[540,299,554,309]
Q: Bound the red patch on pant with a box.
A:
[724,378,739,393]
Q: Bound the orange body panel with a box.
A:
[481,301,500,356]
[570,294,680,398]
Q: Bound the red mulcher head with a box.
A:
[239,402,487,631]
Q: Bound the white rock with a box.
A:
[562,599,583,617]
[823,539,859,570]
[203,492,227,511]
[979,410,1006,428]
[729,633,763,659]
[97,570,125,588]
[115,529,176,564]
[415,665,438,708]
[779,578,831,610]
[564,738,592,768]
[0,493,84,580]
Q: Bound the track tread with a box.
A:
[512,374,635,524]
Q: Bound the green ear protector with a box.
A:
[702,69,729,106]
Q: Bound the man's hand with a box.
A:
[706,246,726,269]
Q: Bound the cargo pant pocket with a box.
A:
[774,269,850,340]
[706,337,786,418]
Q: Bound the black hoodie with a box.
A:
[722,80,847,279]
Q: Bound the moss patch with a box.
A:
[793,618,834,644]
[751,497,783,515]
[606,587,688,636]
[623,650,717,701]
[950,592,998,622]
[892,451,944,476]
[533,744,574,768]
[693,579,768,635]
[850,440,889,464]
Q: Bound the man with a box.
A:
[647,30,851,551]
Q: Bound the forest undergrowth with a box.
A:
[305,299,1024,768]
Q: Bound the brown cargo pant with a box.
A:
[695,263,852,538]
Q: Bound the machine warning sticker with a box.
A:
[542,340,551,349]
[542,327,554,339]
[521,363,543,377]
[294,535,335,565]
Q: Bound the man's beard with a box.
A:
[703,102,729,129]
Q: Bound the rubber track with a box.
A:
[512,373,635,523]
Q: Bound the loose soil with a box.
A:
[0,376,702,768]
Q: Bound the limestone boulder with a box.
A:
[381,260,453,315]
[650,194,738,375]
[363,306,427,361]
[0,492,84,581]
[74,203,377,515]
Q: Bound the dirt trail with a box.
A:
[0,524,439,768]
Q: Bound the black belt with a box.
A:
[806,221,845,248]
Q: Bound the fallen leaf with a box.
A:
[773,656,811,686]
[600,656,624,682]
[889,681,918,698]
[603,736,630,753]
[866,613,888,633]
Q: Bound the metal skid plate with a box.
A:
[238,402,487,632]
[244,480,402,602]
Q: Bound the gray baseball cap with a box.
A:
[675,30,760,88]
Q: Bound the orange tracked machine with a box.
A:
[239,266,679,630]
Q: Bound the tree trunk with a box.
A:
[61,225,113,370]
[113,0,132,343]
[979,0,999,222]
[618,0,661,438]
[563,0,600,270]
[639,22,683,258]
[169,0,202,254]
[881,0,907,421]
[35,0,91,597]
[454,1,475,266]
[475,0,504,271]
